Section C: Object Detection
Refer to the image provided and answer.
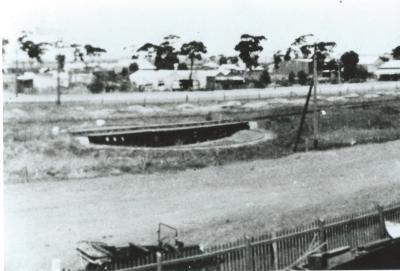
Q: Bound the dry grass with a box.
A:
[4,140,400,270]
[3,98,400,183]
[4,95,400,270]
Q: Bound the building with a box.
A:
[358,55,384,73]
[374,60,400,80]
[16,73,34,93]
[129,69,219,91]
[276,59,312,75]
[129,63,245,91]
[15,71,69,93]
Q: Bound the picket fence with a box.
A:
[73,201,400,271]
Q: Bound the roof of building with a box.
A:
[129,69,219,86]
[377,60,400,69]
[203,62,219,69]
[17,72,35,80]
[123,58,156,70]
[216,64,245,75]
[375,69,400,75]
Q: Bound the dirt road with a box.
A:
[4,140,400,270]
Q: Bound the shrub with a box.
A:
[276,78,290,87]
[251,69,271,88]
[87,78,105,93]
[297,71,308,85]
[355,66,372,80]
[129,63,139,73]
[260,69,271,86]
[121,67,129,77]
[120,80,132,92]
[288,72,296,84]
[177,63,188,70]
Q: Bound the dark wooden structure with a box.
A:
[70,202,400,271]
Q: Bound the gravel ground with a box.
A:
[4,140,400,271]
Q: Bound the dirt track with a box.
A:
[4,140,400,271]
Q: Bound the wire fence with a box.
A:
[5,81,400,105]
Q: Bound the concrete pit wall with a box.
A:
[87,122,250,147]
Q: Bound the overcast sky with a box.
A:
[2,0,400,61]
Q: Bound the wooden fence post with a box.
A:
[317,218,327,253]
[375,203,386,238]
[244,235,254,271]
[272,232,279,270]
[346,215,355,248]
[156,252,162,271]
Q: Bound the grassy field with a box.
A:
[3,94,400,183]
[4,91,400,270]
[4,140,400,270]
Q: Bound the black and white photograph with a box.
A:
[2,0,400,270]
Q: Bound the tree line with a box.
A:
[3,32,400,91]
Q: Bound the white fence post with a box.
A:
[156,252,162,271]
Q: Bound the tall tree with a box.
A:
[179,41,207,82]
[84,44,107,57]
[392,46,400,60]
[17,34,51,63]
[284,34,336,72]
[137,35,180,70]
[234,34,266,70]
[137,42,179,70]
[273,51,284,70]
[273,34,335,72]
[340,51,359,81]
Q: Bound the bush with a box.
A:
[297,71,308,85]
[288,72,296,84]
[355,66,372,80]
[260,69,271,86]
[348,78,365,83]
[87,78,105,93]
[121,67,129,77]
[251,69,271,88]
[177,63,188,70]
[120,80,132,92]
[129,63,139,73]
[276,78,290,87]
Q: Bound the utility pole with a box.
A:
[312,43,319,149]
[15,45,19,97]
[56,62,61,105]
[55,39,65,106]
